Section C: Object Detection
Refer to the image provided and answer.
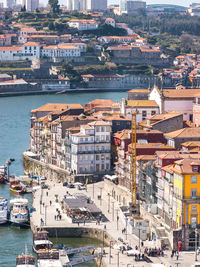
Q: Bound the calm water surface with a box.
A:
[0,92,125,266]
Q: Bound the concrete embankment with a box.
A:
[0,87,129,97]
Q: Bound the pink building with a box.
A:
[193,95,200,126]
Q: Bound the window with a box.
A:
[151,110,156,116]
[106,135,109,141]
[191,205,197,211]
[191,189,197,199]
[96,155,99,160]
[106,163,109,169]
[101,164,105,170]
[142,111,147,117]
[85,138,88,141]
[191,176,197,184]
[193,166,199,172]
[101,155,105,160]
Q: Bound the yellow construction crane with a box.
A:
[129,112,140,215]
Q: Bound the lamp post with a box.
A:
[100,187,103,206]
[101,230,105,255]
[45,205,47,226]
[125,216,128,240]
[107,193,110,213]
[109,241,113,264]
[195,228,198,261]
[112,201,114,221]
[117,251,119,267]
[116,209,119,230]
[6,158,15,181]
[93,183,94,199]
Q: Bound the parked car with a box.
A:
[63,181,68,187]
[78,185,86,190]
[67,184,75,188]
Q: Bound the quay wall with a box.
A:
[23,154,102,184]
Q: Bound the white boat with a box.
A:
[10,198,29,228]
[33,230,53,254]
[0,197,8,224]
[37,249,68,267]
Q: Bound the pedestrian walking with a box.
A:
[141,241,144,247]
[43,202,45,207]
[50,200,52,206]
[84,219,85,225]
[60,214,62,220]
[176,251,179,260]
[104,225,106,230]
[46,191,48,196]
[54,215,56,220]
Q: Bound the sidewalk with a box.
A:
[31,181,197,267]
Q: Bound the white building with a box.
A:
[121,98,160,124]
[71,121,111,175]
[105,18,115,27]
[87,0,107,10]
[0,42,40,61]
[22,0,39,11]
[68,19,98,31]
[41,43,81,59]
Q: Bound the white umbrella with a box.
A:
[127,249,140,256]
[74,182,83,186]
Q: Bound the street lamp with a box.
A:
[99,187,103,206]
[109,241,113,264]
[107,193,110,213]
[195,228,198,261]
[101,230,105,255]
[125,216,128,240]
[112,201,114,221]
[6,158,15,181]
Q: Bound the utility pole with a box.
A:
[112,201,114,221]
[117,209,119,230]
[117,252,119,267]
[195,228,198,261]
[109,241,113,264]
[126,217,128,240]
[100,187,103,206]
[138,228,141,247]
[45,205,47,226]
[93,183,94,199]
[108,193,110,213]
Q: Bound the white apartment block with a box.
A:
[87,0,107,11]
[71,121,111,175]
[68,19,98,31]
[22,0,39,11]
[0,42,81,61]
[41,44,81,58]
[0,42,40,61]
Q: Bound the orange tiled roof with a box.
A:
[165,127,200,139]
[23,42,40,47]
[31,103,83,113]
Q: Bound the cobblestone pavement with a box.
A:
[31,180,199,267]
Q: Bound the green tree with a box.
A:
[48,0,60,14]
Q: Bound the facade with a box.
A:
[68,19,98,31]
[71,121,111,175]
[193,95,200,126]
[140,112,183,133]
[41,44,81,59]
[165,128,200,149]
[87,0,107,10]
[22,0,39,11]
[0,34,11,46]
[149,86,200,121]
[67,0,107,10]
[121,98,160,124]
[120,0,146,14]
[105,18,115,27]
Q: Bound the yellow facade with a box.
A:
[173,172,183,228]
[182,174,200,225]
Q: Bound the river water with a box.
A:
[0,91,125,267]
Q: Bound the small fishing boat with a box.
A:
[16,246,36,267]
[9,180,26,194]
[0,197,8,224]
[33,230,53,254]
[0,165,7,184]
[10,198,29,228]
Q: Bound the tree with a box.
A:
[48,0,60,14]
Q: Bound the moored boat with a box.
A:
[16,254,36,267]
[10,198,29,228]
[9,181,26,194]
[0,165,7,184]
[37,249,62,267]
[33,230,53,254]
[0,197,8,224]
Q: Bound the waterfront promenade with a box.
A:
[31,181,197,267]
